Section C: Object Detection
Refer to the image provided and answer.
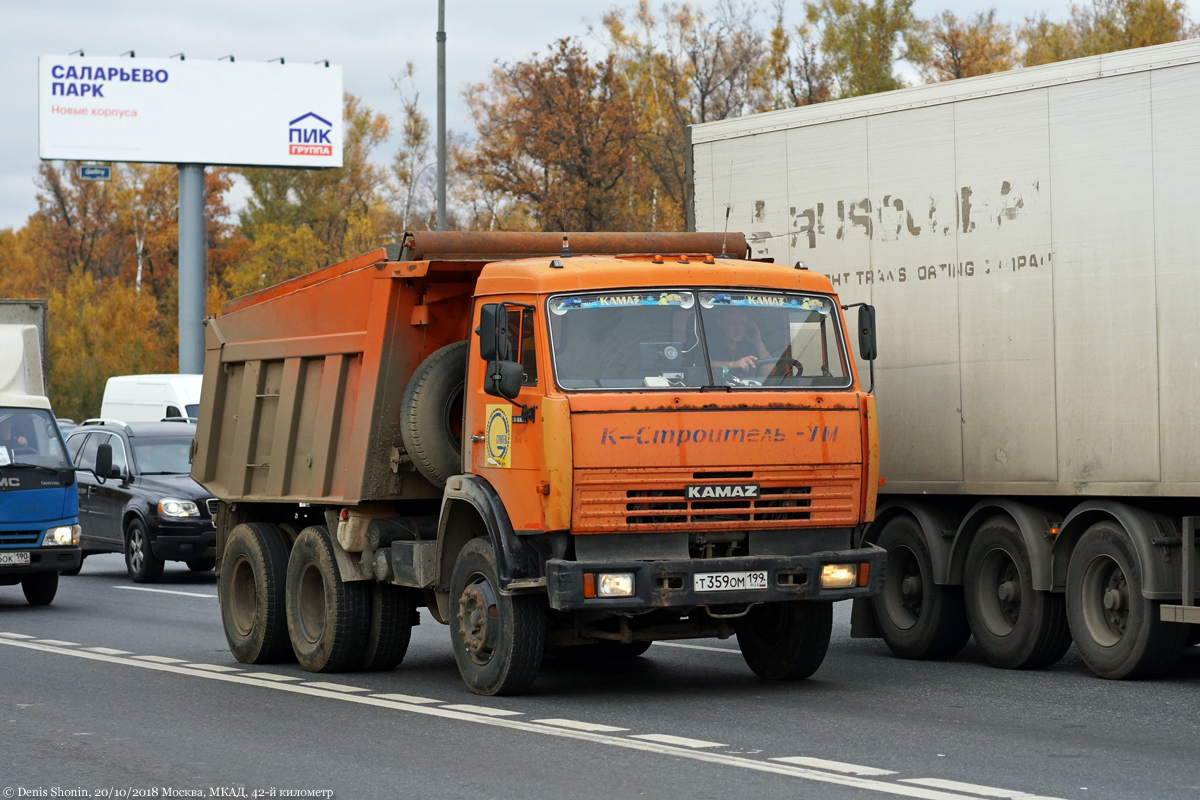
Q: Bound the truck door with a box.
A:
[466,300,545,533]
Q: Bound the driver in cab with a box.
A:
[0,413,32,458]
[708,307,771,380]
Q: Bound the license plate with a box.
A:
[0,551,31,566]
[694,570,768,592]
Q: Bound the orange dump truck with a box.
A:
[192,231,885,695]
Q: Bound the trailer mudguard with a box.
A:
[435,474,548,592]
[865,499,959,585]
[1052,501,1183,600]
[948,500,1061,592]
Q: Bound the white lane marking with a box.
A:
[534,718,629,733]
[901,779,1066,800]
[631,733,726,749]
[114,586,217,598]
[85,647,132,655]
[187,664,242,673]
[0,632,36,639]
[132,655,188,664]
[653,641,739,654]
[0,638,1061,800]
[441,704,524,716]
[301,681,369,693]
[773,757,897,776]
[371,693,442,705]
[241,672,303,682]
[33,639,79,646]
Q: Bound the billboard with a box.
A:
[38,56,343,168]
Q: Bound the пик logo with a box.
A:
[288,112,333,156]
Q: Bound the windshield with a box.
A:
[0,407,71,469]
[546,289,850,390]
[132,436,193,474]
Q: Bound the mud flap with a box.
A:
[850,597,881,638]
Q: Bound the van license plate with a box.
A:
[694,571,768,592]
[0,551,31,566]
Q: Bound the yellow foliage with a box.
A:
[223,223,323,299]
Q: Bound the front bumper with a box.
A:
[150,519,217,562]
[546,544,886,611]
[0,546,82,578]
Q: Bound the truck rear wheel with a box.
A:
[963,517,1071,669]
[401,341,468,488]
[736,601,832,680]
[286,525,368,673]
[1066,521,1186,679]
[21,572,58,606]
[359,582,417,671]
[870,515,970,660]
[450,537,545,695]
[219,523,293,664]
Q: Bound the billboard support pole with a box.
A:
[177,164,206,374]
[436,0,447,230]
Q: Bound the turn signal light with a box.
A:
[820,563,858,589]
[583,573,596,599]
[857,563,870,587]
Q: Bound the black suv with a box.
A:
[65,420,217,582]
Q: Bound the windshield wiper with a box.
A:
[3,462,67,473]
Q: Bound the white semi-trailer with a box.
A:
[689,39,1200,679]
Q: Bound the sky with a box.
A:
[1,0,1193,230]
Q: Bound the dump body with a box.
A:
[690,40,1200,676]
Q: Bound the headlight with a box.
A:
[597,572,635,598]
[44,525,81,546]
[820,563,858,589]
[158,498,200,518]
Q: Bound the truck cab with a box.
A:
[195,233,885,695]
[0,325,82,604]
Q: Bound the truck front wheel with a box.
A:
[963,517,1071,669]
[21,572,58,606]
[1066,521,1185,679]
[870,515,970,660]
[450,537,545,695]
[285,525,368,673]
[736,601,832,680]
[219,523,293,664]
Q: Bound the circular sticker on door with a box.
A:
[485,404,511,469]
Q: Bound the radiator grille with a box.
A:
[205,498,220,517]
[0,530,42,547]
[574,466,860,532]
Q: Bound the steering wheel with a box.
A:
[768,357,803,378]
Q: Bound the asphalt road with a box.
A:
[2,554,1198,800]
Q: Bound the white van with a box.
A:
[100,374,203,422]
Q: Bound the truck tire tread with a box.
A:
[219,522,294,664]
[401,341,468,488]
[285,525,369,673]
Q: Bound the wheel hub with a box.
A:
[1080,553,1128,647]
[901,576,922,597]
[997,580,1019,603]
[457,578,499,665]
[1103,587,1125,611]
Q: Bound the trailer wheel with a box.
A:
[359,582,417,671]
[450,537,545,695]
[870,515,970,660]
[285,525,368,673]
[1066,521,1186,679]
[401,341,468,488]
[963,516,1071,669]
[21,572,58,606]
[736,601,832,680]
[219,523,293,664]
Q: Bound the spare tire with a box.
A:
[401,341,468,488]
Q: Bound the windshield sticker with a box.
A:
[700,292,830,313]
[597,425,840,447]
[485,405,512,469]
[0,447,9,467]
[550,292,694,315]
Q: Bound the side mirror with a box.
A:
[95,443,113,480]
[485,360,523,401]
[478,303,509,362]
[858,305,877,361]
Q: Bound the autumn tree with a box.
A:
[239,93,390,265]
[805,0,925,97]
[389,63,436,232]
[920,10,1016,82]
[759,0,834,110]
[464,39,640,232]
[1021,0,1196,66]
